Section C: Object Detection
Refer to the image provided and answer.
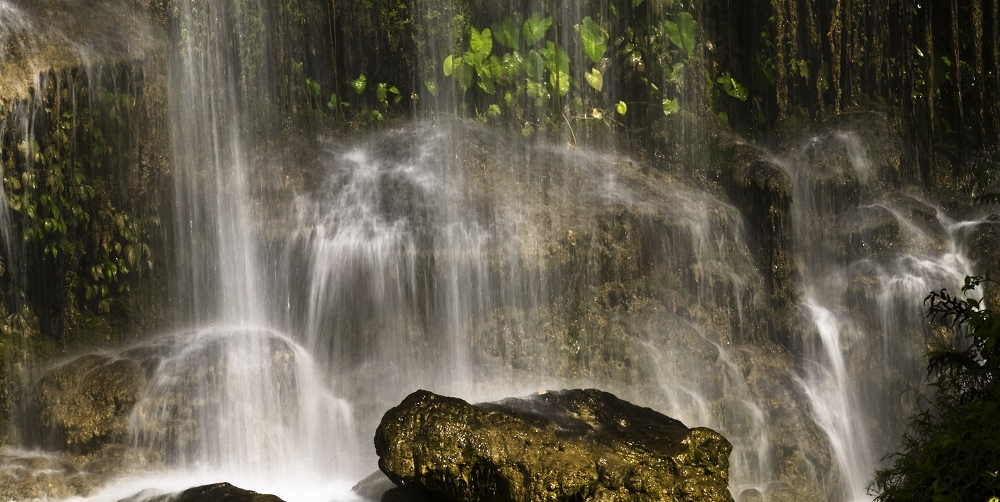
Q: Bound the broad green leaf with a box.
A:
[443,55,455,76]
[580,17,608,63]
[523,13,552,46]
[585,67,603,91]
[327,93,339,111]
[665,12,697,55]
[470,27,493,56]
[662,97,680,115]
[499,52,524,83]
[616,101,627,115]
[454,61,474,89]
[351,74,367,94]
[486,104,501,118]
[525,50,546,79]
[541,41,570,75]
[376,82,388,100]
[550,71,570,96]
[493,18,521,49]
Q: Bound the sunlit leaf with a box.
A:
[662,97,680,115]
[351,74,367,94]
[443,55,455,76]
[585,67,604,91]
[486,104,501,118]
[550,71,570,96]
[470,27,493,56]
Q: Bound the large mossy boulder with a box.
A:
[375,389,734,502]
[31,354,146,454]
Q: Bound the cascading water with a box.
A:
[2,2,997,502]
[775,129,975,500]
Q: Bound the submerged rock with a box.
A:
[375,389,733,502]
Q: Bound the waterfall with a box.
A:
[2,2,996,502]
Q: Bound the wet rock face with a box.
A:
[32,354,145,454]
[375,389,734,502]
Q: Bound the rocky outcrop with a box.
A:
[375,389,734,502]
[31,354,145,454]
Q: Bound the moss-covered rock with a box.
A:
[375,389,734,502]
[30,354,145,454]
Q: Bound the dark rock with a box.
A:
[375,389,733,502]
[835,205,900,259]
[32,354,146,454]
[116,482,284,502]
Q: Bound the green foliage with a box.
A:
[522,13,552,46]
[716,72,748,101]
[1,77,157,319]
[426,5,745,137]
[579,17,608,64]
[665,12,696,56]
[871,276,1000,500]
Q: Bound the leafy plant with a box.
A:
[871,275,1000,500]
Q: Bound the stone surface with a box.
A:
[375,389,734,502]
[32,354,146,454]
[116,482,285,502]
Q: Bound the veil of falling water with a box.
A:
[0,1,993,501]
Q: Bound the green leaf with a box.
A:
[499,52,524,84]
[305,78,320,99]
[716,72,748,101]
[443,55,455,76]
[616,101,627,115]
[376,82,388,101]
[550,71,570,96]
[425,80,438,96]
[585,68,604,91]
[454,61,474,89]
[470,27,493,56]
[525,50,546,79]
[327,93,339,111]
[665,12,697,55]
[580,17,608,64]
[486,104,501,118]
[541,41,570,75]
[523,13,552,46]
[662,97,680,115]
[633,0,644,5]
[493,18,521,49]
[351,74,367,94]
